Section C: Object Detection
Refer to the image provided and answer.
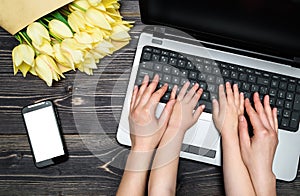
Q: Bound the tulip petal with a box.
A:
[35,55,54,86]
[27,22,50,46]
[85,8,112,30]
[49,19,73,39]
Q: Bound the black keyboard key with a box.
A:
[260,86,268,95]
[293,94,300,110]
[139,69,154,78]
[269,97,276,106]
[276,99,284,107]
[201,92,210,100]
[172,76,180,84]
[283,110,291,118]
[199,82,207,90]
[163,65,171,73]
[142,52,151,61]
[178,59,186,67]
[161,50,169,56]
[248,75,257,83]
[251,84,259,92]
[169,58,178,66]
[140,62,153,69]
[281,118,289,128]
[213,67,221,75]
[290,112,300,130]
[207,75,216,83]
[286,92,294,101]
[186,61,194,69]
[239,73,248,81]
[242,82,250,91]
[154,64,162,71]
[172,67,180,76]
[163,75,171,83]
[181,70,188,78]
[271,80,279,88]
[284,100,292,110]
[279,81,287,90]
[288,84,296,92]
[231,71,238,79]
[189,71,197,79]
[257,77,270,86]
[144,47,152,52]
[151,54,160,62]
[278,91,286,99]
[222,69,230,77]
[207,84,217,93]
[269,89,277,96]
[160,56,169,63]
[204,65,212,73]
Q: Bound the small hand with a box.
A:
[238,93,278,196]
[212,82,244,135]
[129,74,176,151]
[167,82,205,133]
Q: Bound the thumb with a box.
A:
[238,115,251,149]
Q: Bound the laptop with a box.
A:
[117,0,300,181]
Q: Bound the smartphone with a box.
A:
[22,101,68,168]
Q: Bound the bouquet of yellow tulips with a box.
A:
[8,0,133,86]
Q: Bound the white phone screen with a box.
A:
[23,105,65,162]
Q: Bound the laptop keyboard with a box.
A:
[135,46,300,132]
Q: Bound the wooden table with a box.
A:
[0,0,299,195]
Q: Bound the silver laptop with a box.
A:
[117,0,300,181]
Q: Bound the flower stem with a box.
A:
[71,3,87,12]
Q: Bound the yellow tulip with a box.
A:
[68,11,86,33]
[27,22,50,46]
[49,19,73,40]
[53,44,75,70]
[12,44,35,77]
[85,8,112,30]
[35,54,64,86]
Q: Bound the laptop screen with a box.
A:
[139,0,300,63]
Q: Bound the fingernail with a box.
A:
[201,105,206,109]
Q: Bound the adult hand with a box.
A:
[238,93,278,196]
[129,74,176,152]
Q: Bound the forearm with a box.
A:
[148,128,184,196]
[222,134,255,196]
[249,169,276,196]
[117,150,154,196]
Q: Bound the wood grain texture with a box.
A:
[0,0,299,195]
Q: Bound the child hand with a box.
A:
[167,82,205,134]
[129,74,176,152]
[238,93,278,195]
[212,82,244,136]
